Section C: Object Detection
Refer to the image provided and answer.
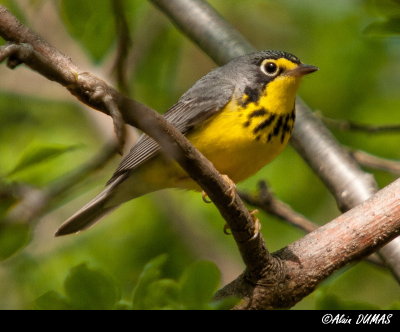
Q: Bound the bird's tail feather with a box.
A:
[55,176,126,236]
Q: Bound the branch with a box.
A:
[239,181,385,268]
[5,143,119,223]
[239,181,317,233]
[350,149,400,176]
[217,178,400,309]
[0,5,271,277]
[320,114,400,134]
[111,0,132,94]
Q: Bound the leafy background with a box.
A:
[0,0,399,309]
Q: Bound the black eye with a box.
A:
[261,60,280,76]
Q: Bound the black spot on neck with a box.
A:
[248,108,267,118]
[272,116,284,137]
[253,114,276,134]
[241,86,261,107]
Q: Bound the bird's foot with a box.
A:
[221,174,237,205]
[223,210,261,238]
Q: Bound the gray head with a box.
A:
[181,50,317,104]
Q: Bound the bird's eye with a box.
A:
[261,60,280,77]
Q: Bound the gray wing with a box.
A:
[107,71,235,184]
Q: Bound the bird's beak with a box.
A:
[285,64,319,77]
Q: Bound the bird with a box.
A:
[55,50,318,236]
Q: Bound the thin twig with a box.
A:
[5,143,119,223]
[45,142,119,198]
[103,95,126,154]
[319,113,400,134]
[239,181,317,233]
[349,149,400,176]
[111,0,132,94]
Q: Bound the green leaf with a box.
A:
[35,291,73,310]
[143,279,180,310]
[59,0,115,62]
[132,254,168,309]
[179,261,221,310]
[0,223,31,261]
[64,263,120,310]
[7,143,80,177]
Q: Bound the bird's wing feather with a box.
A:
[107,73,235,184]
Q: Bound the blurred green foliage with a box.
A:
[0,0,399,310]
[35,256,236,310]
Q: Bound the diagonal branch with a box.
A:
[0,5,272,277]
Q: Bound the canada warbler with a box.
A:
[56,50,317,236]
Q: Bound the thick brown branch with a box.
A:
[218,178,400,309]
[240,181,385,268]
[0,5,271,275]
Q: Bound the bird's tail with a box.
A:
[55,176,125,236]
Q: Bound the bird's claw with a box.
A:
[249,209,261,240]
[223,223,231,235]
[222,174,237,205]
[201,191,212,203]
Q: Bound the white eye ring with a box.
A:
[260,59,280,77]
